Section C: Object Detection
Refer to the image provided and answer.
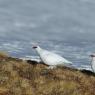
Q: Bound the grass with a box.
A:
[0,51,9,57]
[0,53,95,95]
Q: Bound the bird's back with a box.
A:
[38,49,72,66]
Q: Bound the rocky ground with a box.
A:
[0,52,95,95]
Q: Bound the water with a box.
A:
[0,0,95,70]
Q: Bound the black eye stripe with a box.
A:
[33,46,37,48]
[91,55,95,57]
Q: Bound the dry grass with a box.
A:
[0,55,95,95]
[0,51,9,57]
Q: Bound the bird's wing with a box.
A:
[40,50,72,64]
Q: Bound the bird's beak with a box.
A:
[90,55,93,57]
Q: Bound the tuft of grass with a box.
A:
[0,51,9,57]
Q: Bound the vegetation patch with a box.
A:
[0,54,95,95]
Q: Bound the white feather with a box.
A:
[34,46,72,66]
[91,57,95,72]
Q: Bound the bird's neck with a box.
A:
[91,57,95,72]
[35,46,42,54]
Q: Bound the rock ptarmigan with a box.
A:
[32,45,72,68]
[90,54,95,72]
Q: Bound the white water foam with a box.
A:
[20,55,41,62]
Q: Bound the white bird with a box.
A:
[32,44,72,68]
[90,54,95,72]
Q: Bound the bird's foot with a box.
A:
[46,66,57,69]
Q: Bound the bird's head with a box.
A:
[32,43,38,49]
[32,46,37,49]
[90,54,95,58]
